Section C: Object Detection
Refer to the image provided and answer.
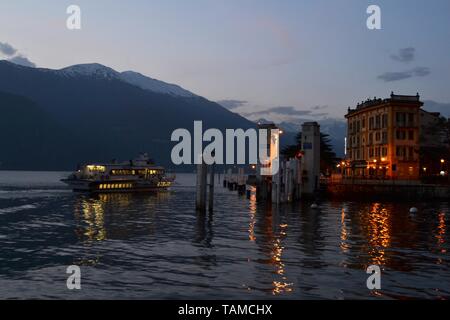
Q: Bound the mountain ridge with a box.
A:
[0,60,197,98]
[0,60,254,170]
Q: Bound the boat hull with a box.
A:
[61,179,172,193]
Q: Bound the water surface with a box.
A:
[0,171,448,299]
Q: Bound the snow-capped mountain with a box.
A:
[59,63,120,79]
[0,59,253,170]
[58,63,196,97]
[120,71,196,97]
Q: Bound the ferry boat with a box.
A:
[61,153,175,193]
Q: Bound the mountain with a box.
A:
[0,60,254,170]
[0,91,98,170]
[58,63,120,79]
[423,100,450,118]
[58,63,196,97]
[120,71,196,97]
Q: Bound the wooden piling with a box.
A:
[196,163,207,211]
[208,165,215,212]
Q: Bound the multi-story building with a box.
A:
[345,92,423,180]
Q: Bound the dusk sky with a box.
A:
[1,0,450,120]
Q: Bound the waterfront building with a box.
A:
[345,92,423,180]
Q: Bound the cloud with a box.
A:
[377,67,431,82]
[217,100,248,110]
[412,66,431,77]
[312,105,328,110]
[0,42,17,56]
[390,47,415,63]
[377,71,413,82]
[0,41,36,67]
[7,55,36,68]
[246,106,312,117]
[244,106,328,118]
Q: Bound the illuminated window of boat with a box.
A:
[87,165,106,173]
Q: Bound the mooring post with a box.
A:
[294,158,301,200]
[301,122,321,197]
[272,161,280,204]
[208,164,215,212]
[196,162,207,211]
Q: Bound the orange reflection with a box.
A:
[75,197,107,242]
[340,208,350,253]
[248,187,257,242]
[366,203,391,265]
[435,212,446,254]
[271,223,293,295]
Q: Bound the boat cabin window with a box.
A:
[86,165,106,173]
[110,169,162,176]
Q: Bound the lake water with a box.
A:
[0,171,449,299]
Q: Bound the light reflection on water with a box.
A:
[0,171,449,299]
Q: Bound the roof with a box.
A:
[345,92,423,118]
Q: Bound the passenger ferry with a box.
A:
[61,153,175,193]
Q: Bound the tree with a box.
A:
[281,131,338,173]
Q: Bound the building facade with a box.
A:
[345,93,423,180]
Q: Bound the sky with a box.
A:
[1,0,450,121]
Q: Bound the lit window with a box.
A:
[87,165,106,173]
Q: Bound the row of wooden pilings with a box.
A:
[196,158,309,212]
[256,158,303,204]
[196,165,247,212]
[223,168,246,195]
